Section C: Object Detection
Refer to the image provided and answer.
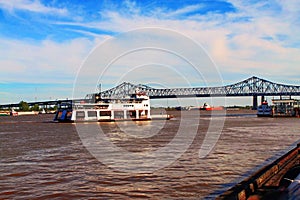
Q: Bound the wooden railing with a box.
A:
[217,143,300,200]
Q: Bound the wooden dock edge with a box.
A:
[216,143,300,200]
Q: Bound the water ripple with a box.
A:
[1,113,300,199]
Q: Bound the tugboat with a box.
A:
[257,101,273,117]
[54,92,172,122]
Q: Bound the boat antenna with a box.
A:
[98,83,102,96]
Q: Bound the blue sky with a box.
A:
[0,0,300,105]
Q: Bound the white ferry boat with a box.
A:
[54,92,172,122]
[257,101,273,117]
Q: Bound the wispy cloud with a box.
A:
[0,0,68,15]
[0,37,94,83]
[160,4,204,18]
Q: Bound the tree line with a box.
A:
[18,101,57,111]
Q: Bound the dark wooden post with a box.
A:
[252,95,258,110]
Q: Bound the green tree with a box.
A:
[19,101,29,111]
[53,105,58,111]
[31,104,40,111]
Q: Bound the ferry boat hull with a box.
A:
[54,110,172,123]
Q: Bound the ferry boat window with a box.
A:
[88,111,97,117]
[99,105,109,109]
[76,111,85,119]
[100,111,110,116]
[59,103,72,109]
[115,111,124,118]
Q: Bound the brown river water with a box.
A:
[1,110,300,199]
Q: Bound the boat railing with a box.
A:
[217,143,300,200]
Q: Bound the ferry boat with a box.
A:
[257,101,273,117]
[54,92,172,122]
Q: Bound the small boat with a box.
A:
[188,106,200,110]
[10,108,18,116]
[17,111,39,116]
[10,108,39,116]
[200,103,224,111]
[39,109,46,114]
[0,111,10,116]
[257,101,273,117]
[54,92,172,123]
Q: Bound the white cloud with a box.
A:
[0,37,95,83]
[161,4,204,18]
[0,0,68,15]
[8,0,300,84]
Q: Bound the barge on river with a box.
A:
[257,98,300,117]
[272,98,300,117]
[217,143,300,200]
[54,92,172,122]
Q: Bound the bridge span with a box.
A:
[1,76,300,110]
[96,76,300,109]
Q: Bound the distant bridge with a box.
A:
[99,76,300,98]
[96,76,300,109]
[1,76,300,109]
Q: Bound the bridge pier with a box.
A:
[261,95,265,104]
[253,95,266,110]
[252,95,258,110]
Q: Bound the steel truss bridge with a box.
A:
[1,76,300,109]
[96,76,300,109]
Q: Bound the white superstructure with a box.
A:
[54,92,155,122]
